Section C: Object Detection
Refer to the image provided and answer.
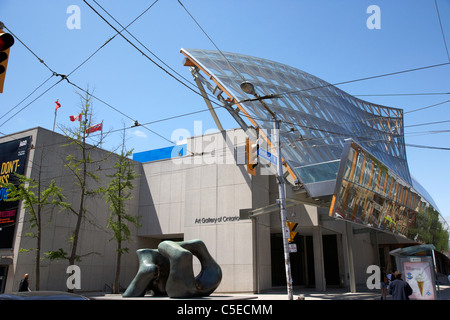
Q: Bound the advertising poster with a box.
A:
[0,136,31,249]
[401,258,436,300]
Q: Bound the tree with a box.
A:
[102,135,140,294]
[46,88,109,278]
[2,172,66,290]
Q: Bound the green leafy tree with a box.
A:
[46,88,109,275]
[102,138,140,294]
[2,172,67,290]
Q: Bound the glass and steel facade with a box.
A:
[181,49,449,250]
[331,140,448,248]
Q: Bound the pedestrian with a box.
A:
[18,273,31,292]
[386,269,394,291]
[389,271,412,300]
[380,268,389,300]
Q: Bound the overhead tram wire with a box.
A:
[4,10,449,149]
[404,98,450,114]
[434,0,450,62]
[0,24,62,127]
[263,61,450,101]
[82,0,204,100]
[90,0,198,90]
[405,143,450,151]
[0,74,54,124]
[84,1,450,131]
[0,14,205,150]
[2,25,56,75]
[177,0,246,83]
[354,92,450,97]
[74,3,450,138]
[405,119,450,128]
[0,3,160,131]
[175,0,450,132]
[102,0,450,136]
[1,26,439,153]
[65,80,178,147]
[0,78,65,129]
[69,0,160,78]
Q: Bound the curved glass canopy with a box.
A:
[181,48,448,249]
[181,48,410,185]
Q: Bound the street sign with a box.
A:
[289,243,297,253]
[258,147,277,165]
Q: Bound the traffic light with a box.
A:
[246,138,258,176]
[286,221,298,243]
[0,30,14,93]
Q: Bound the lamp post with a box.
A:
[240,81,294,300]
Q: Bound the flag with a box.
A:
[86,123,102,134]
[55,100,61,111]
[70,114,82,122]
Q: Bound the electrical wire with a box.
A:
[2,25,57,75]
[405,119,450,128]
[404,98,450,114]
[177,0,246,83]
[434,0,450,62]
[82,0,202,98]
[0,74,55,122]
[275,62,450,99]
[406,143,450,151]
[3,4,450,154]
[0,78,64,129]
[91,0,196,90]
[354,92,450,97]
[0,3,162,131]
[66,1,450,143]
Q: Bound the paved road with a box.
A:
[87,284,450,300]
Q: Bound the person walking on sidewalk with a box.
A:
[18,273,31,292]
[380,268,389,300]
[389,271,412,300]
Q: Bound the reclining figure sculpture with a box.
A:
[123,239,222,298]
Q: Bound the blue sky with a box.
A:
[1,0,449,225]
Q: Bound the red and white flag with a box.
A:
[55,100,61,111]
[69,114,82,122]
[86,122,102,134]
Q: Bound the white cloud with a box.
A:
[132,130,148,138]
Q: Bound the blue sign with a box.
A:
[258,147,278,165]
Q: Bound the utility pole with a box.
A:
[274,117,294,300]
[240,81,294,300]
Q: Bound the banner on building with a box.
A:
[0,136,32,249]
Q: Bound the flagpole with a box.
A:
[53,99,60,132]
[53,108,57,132]
[100,119,104,149]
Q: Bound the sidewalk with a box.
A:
[250,284,450,300]
[86,284,450,300]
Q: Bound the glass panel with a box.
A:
[331,142,449,251]
[295,160,340,184]
[183,49,412,185]
[184,49,448,252]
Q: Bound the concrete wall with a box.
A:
[138,129,257,292]
[1,127,395,294]
[1,127,144,292]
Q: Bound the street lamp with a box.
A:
[240,81,256,95]
[240,81,294,300]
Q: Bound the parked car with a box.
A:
[0,291,89,300]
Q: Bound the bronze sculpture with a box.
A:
[123,239,222,298]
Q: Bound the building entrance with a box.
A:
[322,234,340,286]
[271,233,341,288]
[0,266,8,293]
[270,234,315,287]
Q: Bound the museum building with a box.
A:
[0,49,448,294]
